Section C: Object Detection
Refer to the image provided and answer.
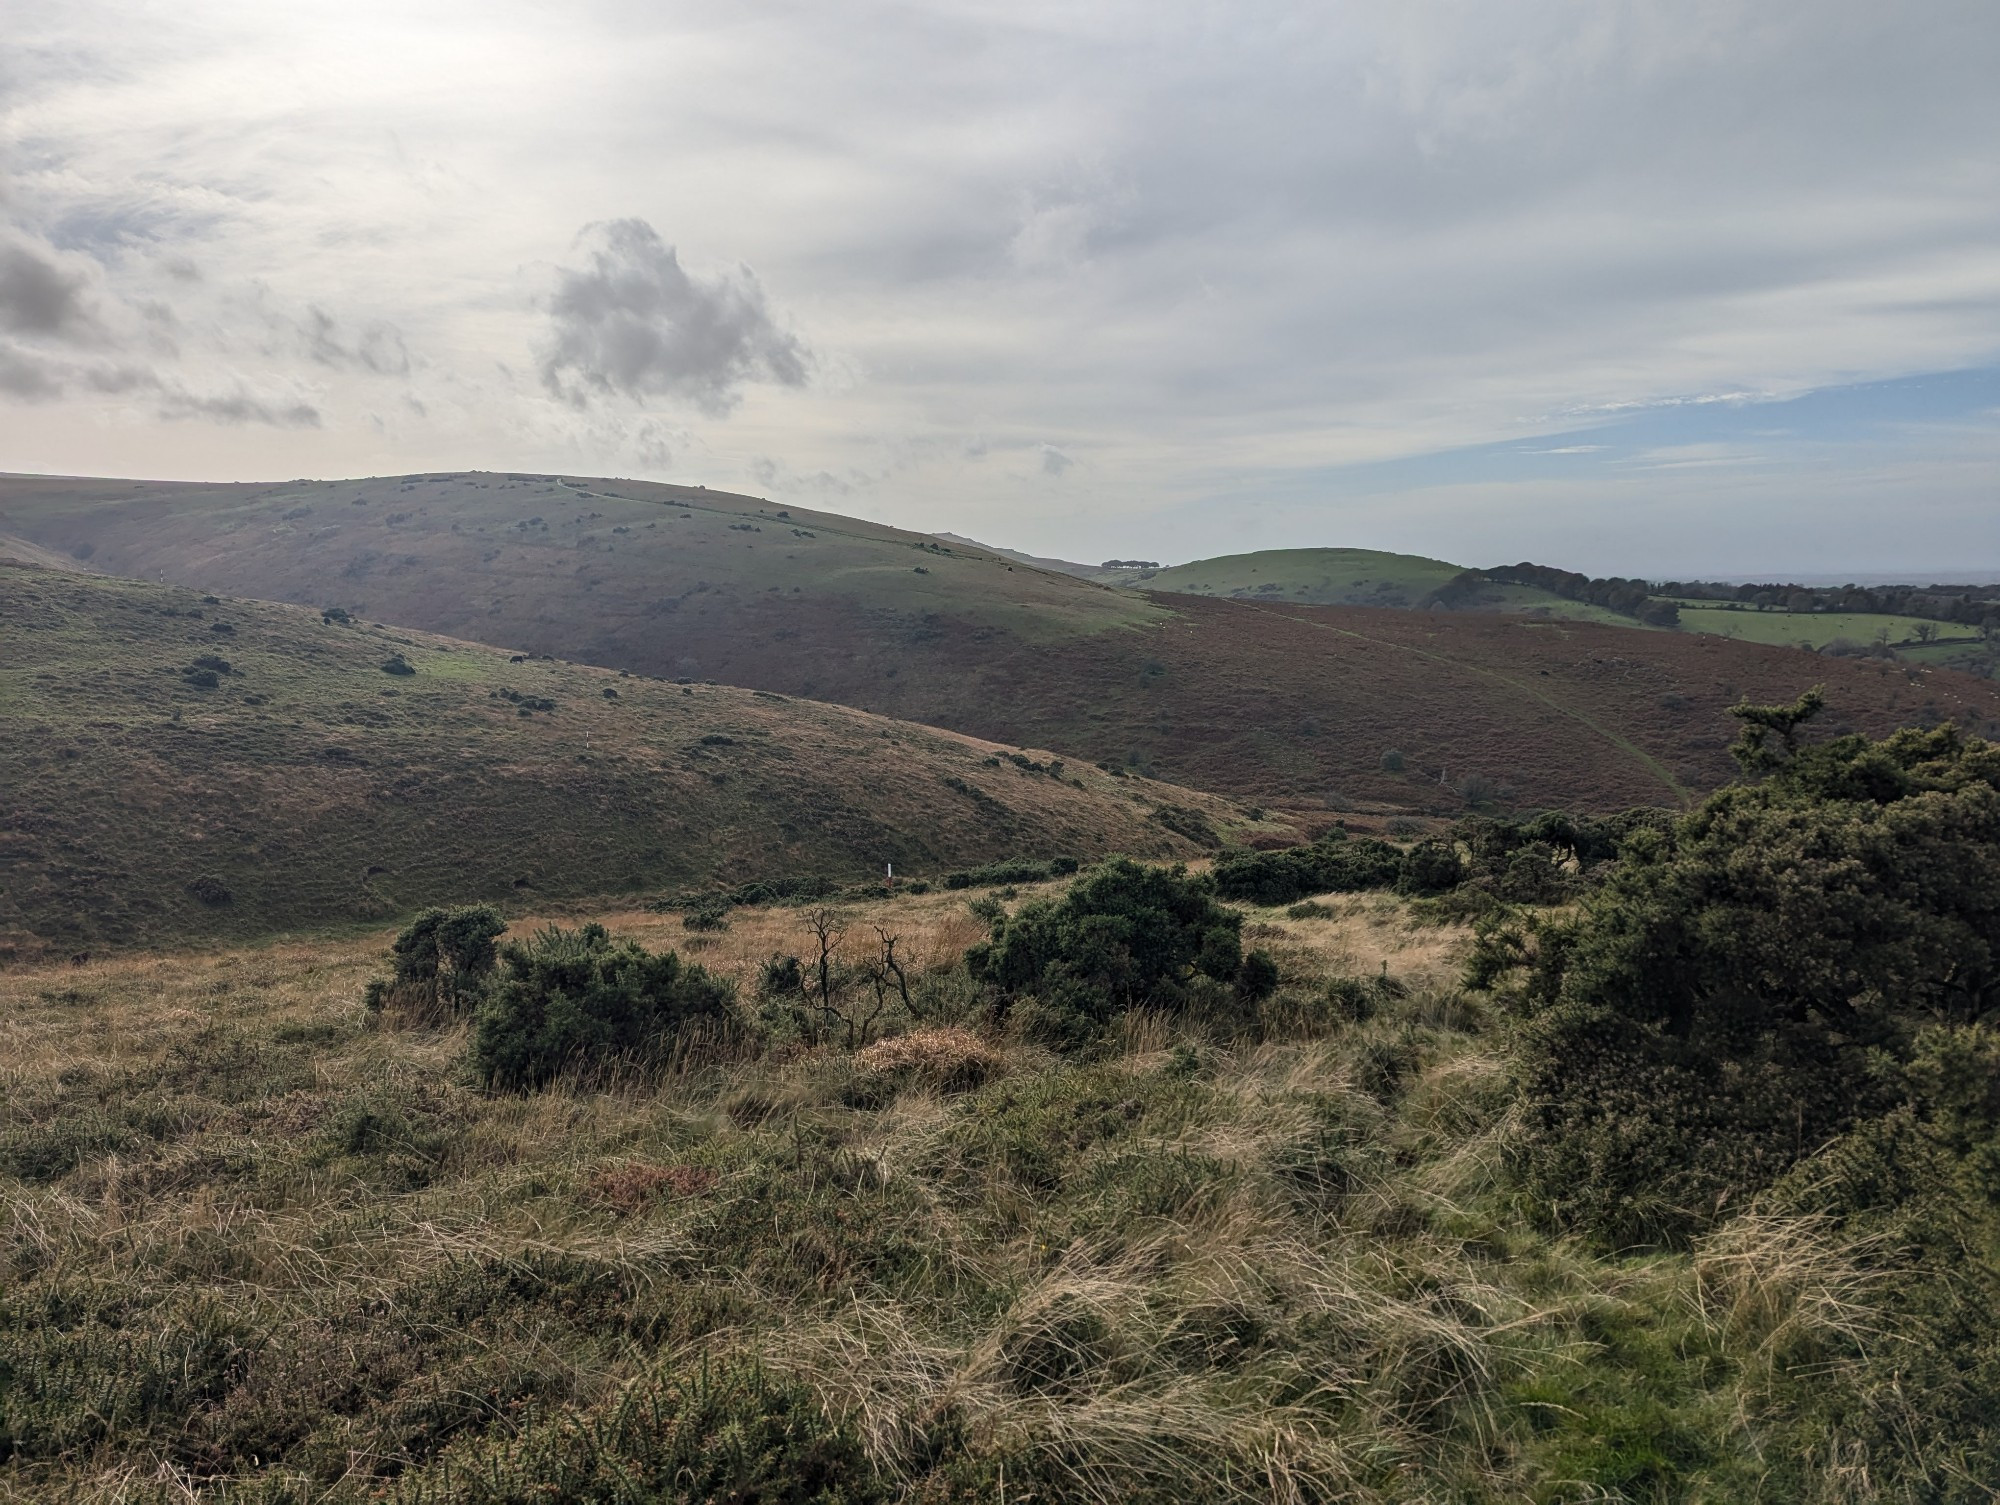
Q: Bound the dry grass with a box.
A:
[0,888,1908,1502]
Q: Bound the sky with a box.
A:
[2,0,1997,577]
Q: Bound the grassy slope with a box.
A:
[7,472,1999,814]
[0,888,1871,1501]
[1097,547,1636,625]
[1675,603,1981,649]
[1101,547,1469,605]
[0,562,1253,954]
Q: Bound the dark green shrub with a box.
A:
[1380,748,1406,772]
[471,923,735,1089]
[367,905,506,1023]
[182,667,220,690]
[381,654,416,676]
[186,875,233,906]
[966,859,1263,1045]
[1237,949,1280,1001]
[682,897,731,932]
[1395,839,1466,896]
[941,856,1079,890]
[1211,836,1402,906]
[1508,713,2000,1246]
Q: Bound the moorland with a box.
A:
[5,472,1996,813]
[5,469,2000,1503]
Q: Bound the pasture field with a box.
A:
[0,562,1249,955]
[0,884,1880,1502]
[1672,603,1969,650]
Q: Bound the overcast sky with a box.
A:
[3,0,1996,575]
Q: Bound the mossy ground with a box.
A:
[0,888,1882,1501]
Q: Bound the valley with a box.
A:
[7,472,1994,818]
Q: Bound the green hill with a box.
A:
[6,473,1997,816]
[1101,547,1467,605]
[0,561,1252,954]
[1099,547,1635,624]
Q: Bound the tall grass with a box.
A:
[0,895,1910,1501]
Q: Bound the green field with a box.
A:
[1674,603,1969,650]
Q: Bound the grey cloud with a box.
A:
[540,219,808,414]
[303,305,411,375]
[0,330,314,427]
[0,343,65,398]
[157,388,321,427]
[0,239,98,342]
[1040,445,1072,477]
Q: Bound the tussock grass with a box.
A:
[0,895,1910,1501]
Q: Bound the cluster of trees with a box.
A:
[1662,576,2000,630]
[1209,809,1668,910]
[1482,562,1682,625]
[1427,563,1682,625]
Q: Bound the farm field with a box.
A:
[0,880,1900,1502]
[1673,603,1971,650]
[0,561,1250,955]
[10,473,1997,814]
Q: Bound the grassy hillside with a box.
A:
[1674,602,1980,650]
[1101,547,1467,605]
[932,530,1103,578]
[0,562,1253,954]
[7,473,1999,815]
[1095,547,1633,624]
[0,881,1947,1501]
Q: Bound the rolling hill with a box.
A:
[0,560,1254,954]
[6,471,1998,815]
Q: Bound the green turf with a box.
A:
[1673,603,1967,650]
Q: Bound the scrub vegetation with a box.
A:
[6,705,1998,1500]
[0,561,1247,954]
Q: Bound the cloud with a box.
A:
[0,343,66,399]
[302,305,411,375]
[1040,444,1072,476]
[157,388,321,427]
[1,1,1997,571]
[539,219,808,414]
[0,238,100,342]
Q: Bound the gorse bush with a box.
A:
[471,923,735,1089]
[1491,702,2000,1247]
[1392,839,1465,897]
[365,905,506,1024]
[942,855,1080,890]
[967,858,1275,1048]
[1210,832,1403,906]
